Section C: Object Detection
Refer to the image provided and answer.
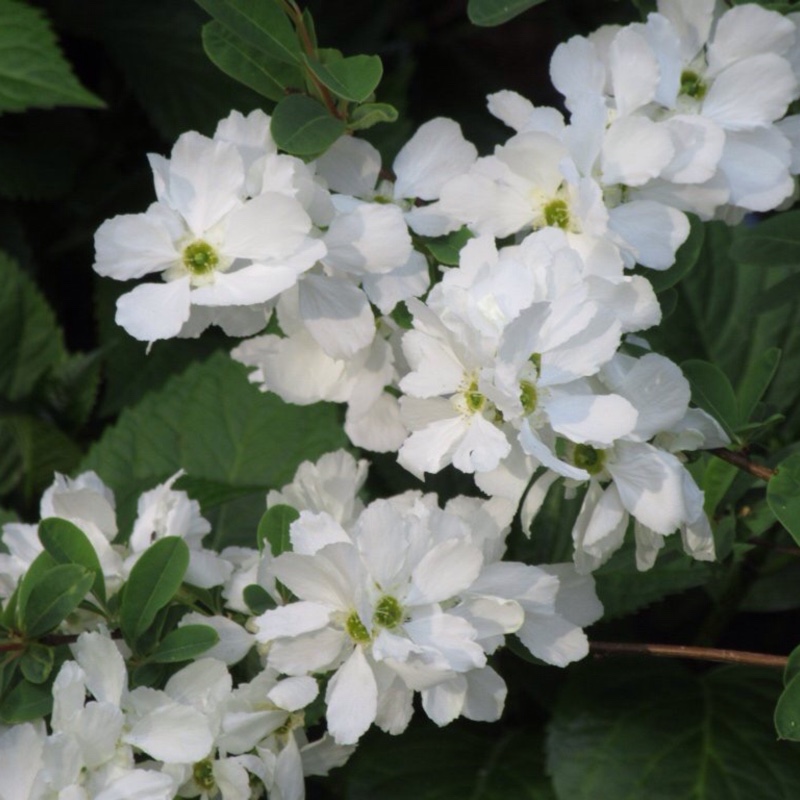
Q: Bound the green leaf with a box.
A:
[0,0,104,112]
[730,210,800,267]
[257,504,299,556]
[755,273,800,313]
[81,352,347,547]
[768,452,800,546]
[304,53,382,103]
[467,0,549,26]
[548,661,800,799]
[776,671,800,740]
[785,643,800,685]
[344,724,556,799]
[701,457,738,516]
[645,214,705,293]
[0,677,52,723]
[19,643,53,684]
[348,102,398,131]
[243,583,275,615]
[737,347,781,423]
[147,624,219,664]
[22,564,94,638]
[15,551,56,629]
[271,94,347,157]
[41,350,103,432]
[119,538,189,644]
[202,21,303,102]
[194,0,301,64]
[681,359,740,439]
[38,517,106,605]
[424,227,475,267]
[0,251,65,401]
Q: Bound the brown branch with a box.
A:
[590,641,787,669]
[710,448,777,482]
[1,629,123,653]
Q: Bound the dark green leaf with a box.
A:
[194,0,300,64]
[41,350,103,431]
[467,0,549,26]
[730,210,800,267]
[38,517,106,605]
[0,677,52,723]
[257,504,299,556]
[243,583,275,615]
[22,564,93,638]
[0,251,64,401]
[785,643,800,685]
[19,643,53,684]
[737,347,781,423]
[424,227,475,267]
[646,214,705,293]
[755,273,800,312]
[776,671,800,740]
[15,551,57,629]
[345,724,556,799]
[202,21,303,102]
[681,359,740,439]
[271,93,346,157]
[304,53,382,103]
[548,661,800,799]
[119,538,189,643]
[147,624,219,664]
[701,457,738,516]
[348,102,399,131]
[0,0,104,112]
[768,452,800,546]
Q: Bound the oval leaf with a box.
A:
[39,516,106,605]
[467,0,549,27]
[119,537,190,644]
[730,209,800,267]
[15,550,56,629]
[304,53,382,103]
[22,564,94,639]
[349,102,398,131]
[768,452,800,547]
[776,672,800,740]
[736,347,781,424]
[147,624,219,664]
[681,359,740,440]
[0,678,52,723]
[19,643,53,685]
[257,504,298,556]
[271,93,346,157]
[243,583,276,615]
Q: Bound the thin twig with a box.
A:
[710,448,777,482]
[590,641,787,669]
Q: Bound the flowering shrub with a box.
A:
[3,0,800,796]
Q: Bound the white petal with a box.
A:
[115,278,191,342]
[406,538,484,605]
[550,36,606,110]
[610,26,659,116]
[325,648,378,744]
[94,211,179,279]
[124,702,213,762]
[191,263,299,306]
[608,201,689,270]
[179,613,254,665]
[315,135,381,197]
[255,601,332,642]
[421,675,466,726]
[267,676,318,712]
[602,117,674,186]
[461,666,507,722]
[662,115,725,185]
[516,614,589,667]
[547,392,638,445]
[94,771,176,800]
[268,627,349,675]
[71,631,127,707]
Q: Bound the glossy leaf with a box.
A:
[730,210,800,267]
[425,227,475,267]
[257,504,299,556]
[775,670,800,740]
[21,564,94,638]
[768,452,800,546]
[348,102,399,130]
[0,0,104,112]
[119,538,189,644]
[681,359,740,439]
[19,643,53,684]
[0,677,52,723]
[271,93,347,156]
[467,0,549,26]
[243,584,276,615]
[147,624,219,664]
[737,347,781,423]
[39,517,106,605]
[15,551,57,630]
[785,644,800,685]
[304,53,382,103]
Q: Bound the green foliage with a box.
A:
[257,504,299,556]
[146,624,219,664]
[681,360,741,441]
[303,53,383,103]
[645,215,705,293]
[19,642,53,684]
[547,661,800,799]
[730,210,800,267]
[271,93,347,156]
[424,227,475,267]
[243,584,276,614]
[0,0,103,112]
[467,0,550,27]
[20,564,93,638]
[768,452,800,546]
[0,676,52,723]
[118,538,189,645]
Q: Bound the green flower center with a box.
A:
[464,380,487,413]
[543,199,570,230]
[572,443,606,475]
[520,380,538,414]
[680,70,707,100]
[193,759,216,791]
[182,240,220,276]
[373,595,404,629]
[346,610,371,644]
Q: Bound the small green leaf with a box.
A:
[348,102,398,131]
[38,517,106,605]
[243,584,276,615]
[467,0,549,26]
[776,671,800,740]
[424,227,475,266]
[119,538,190,644]
[701,458,738,516]
[645,214,704,293]
[271,93,346,156]
[0,0,104,112]
[768,452,800,546]
[22,564,94,638]
[147,624,219,664]
[202,21,303,102]
[304,53,382,103]
[0,677,52,723]
[257,504,299,556]
[15,551,57,629]
[19,643,53,684]
[193,0,300,64]
[681,360,740,439]
[785,643,800,685]
[730,209,800,267]
[737,347,781,423]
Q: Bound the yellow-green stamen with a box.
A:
[346,611,371,644]
[193,759,216,791]
[182,240,220,276]
[520,380,538,414]
[680,70,707,100]
[573,444,606,475]
[543,199,570,230]
[373,595,404,629]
